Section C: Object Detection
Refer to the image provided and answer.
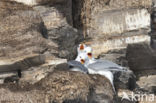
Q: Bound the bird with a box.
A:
[75,52,116,93]
[77,43,87,55]
[84,46,127,72]
[67,53,89,74]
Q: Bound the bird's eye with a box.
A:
[87,53,92,56]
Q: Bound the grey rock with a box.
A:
[49,26,80,60]
[0,1,58,73]
[0,70,115,103]
[0,72,18,84]
[0,55,45,73]
[114,70,136,90]
[153,0,156,7]
[34,4,81,60]
[88,75,115,103]
[73,0,152,38]
[137,74,156,93]
[88,9,150,39]
[85,34,150,58]
[126,43,156,71]
[20,58,67,84]
[151,38,156,50]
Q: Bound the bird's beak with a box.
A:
[80,44,84,50]
[87,53,92,58]
[80,59,85,64]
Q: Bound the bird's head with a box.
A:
[85,47,93,59]
[78,44,86,52]
[75,53,87,64]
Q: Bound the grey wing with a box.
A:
[88,59,125,72]
[67,60,81,67]
[97,59,123,69]
[67,60,88,73]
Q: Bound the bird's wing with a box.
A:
[67,60,88,73]
[67,60,81,67]
[87,60,128,72]
[97,59,123,69]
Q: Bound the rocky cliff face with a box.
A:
[0,0,58,73]
[73,0,152,57]
[0,0,156,103]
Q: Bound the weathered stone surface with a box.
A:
[99,49,128,66]
[89,0,152,12]
[151,7,156,49]
[0,70,115,103]
[114,70,136,90]
[0,72,17,79]
[85,35,150,57]
[0,54,46,72]
[137,74,156,93]
[0,88,46,103]
[126,43,156,71]
[0,72,18,84]
[48,26,80,60]
[33,1,72,29]
[0,0,57,59]
[153,0,156,7]
[39,71,115,103]
[20,59,67,84]
[88,9,150,39]
[0,1,58,72]
[34,4,81,60]
[151,38,156,49]
[11,0,66,6]
[73,0,152,38]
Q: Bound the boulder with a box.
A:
[151,7,156,49]
[153,0,156,8]
[114,70,136,90]
[34,3,81,60]
[0,70,115,103]
[126,43,156,71]
[0,1,58,72]
[33,1,72,29]
[0,72,18,84]
[20,59,67,84]
[137,74,156,93]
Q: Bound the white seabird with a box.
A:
[77,53,115,92]
[77,43,87,55]
[67,53,88,73]
[84,46,127,72]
